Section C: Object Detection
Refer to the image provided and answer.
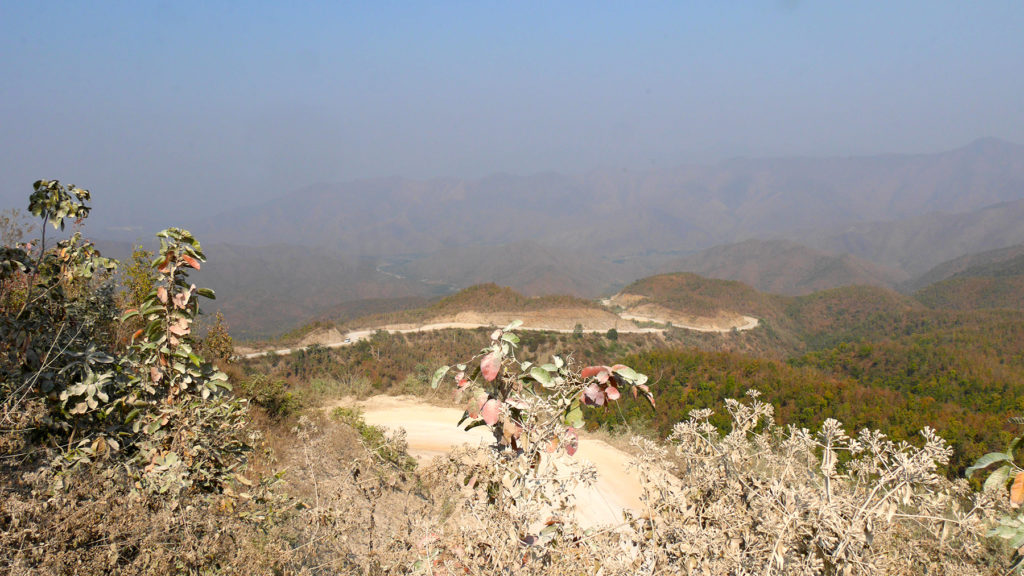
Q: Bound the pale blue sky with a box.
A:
[2,2,1023,229]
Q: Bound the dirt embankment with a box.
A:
[607,294,759,333]
[387,307,631,332]
[238,295,759,357]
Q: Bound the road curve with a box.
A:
[241,312,757,359]
[333,395,644,529]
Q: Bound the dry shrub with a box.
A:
[619,391,1007,575]
[1,389,1011,575]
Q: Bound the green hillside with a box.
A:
[915,252,1024,310]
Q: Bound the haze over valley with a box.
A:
[88,137,1024,337]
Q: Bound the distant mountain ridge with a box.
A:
[911,243,1024,311]
[906,242,1024,291]
[657,239,908,295]
[197,139,1024,262]
[173,139,1024,337]
[807,198,1024,276]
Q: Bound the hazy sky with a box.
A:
[2,2,1023,231]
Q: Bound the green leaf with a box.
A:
[1010,530,1024,550]
[563,400,584,428]
[500,332,519,345]
[529,366,553,387]
[967,452,1013,477]
[984,465,1013,492]
[612,365,639,381]
[431,365,450,389]
[503,319,523,331]
[1009,436,1022,458]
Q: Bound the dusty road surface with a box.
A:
[618,311,759,333]
[348,395,644,529]
[239,305,759,359]
[240,321,663,359]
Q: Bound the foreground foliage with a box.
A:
[2,181,255,573]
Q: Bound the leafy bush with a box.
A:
[237,373,300,420]
[2,180,249,495]
[428,321,651,560]
[967,418,1024,571]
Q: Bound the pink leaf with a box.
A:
[581,365,611,379]
[481,399,500,426]
[490,329,502,341]
[156,286,168,304]
[583,383,605,406]
[606,386,620,401]
[481,351,502,382]
[565,428,578,456]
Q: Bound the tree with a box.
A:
[431,322,652,556]
[606,327,618,341]
[1,180,247,497]
[120,244,157,310]
[200,311,235,364]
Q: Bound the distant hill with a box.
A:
[658,239,908,295]
[108,138,1024,339]
[616,273,779,320]
[385,241,645,298]
[97,240,447,339]
[783,284,924,347]
[808,198,1024,276]
[196,139,1024,263]
[318,296,435,324]
[615,272,927,353]
[906,243,1024,291]
[189,244,445,338]
[913,247,1024,311]
[344,283,625,332]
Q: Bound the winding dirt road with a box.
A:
[241,312,758,359]
[341,395,644,528]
